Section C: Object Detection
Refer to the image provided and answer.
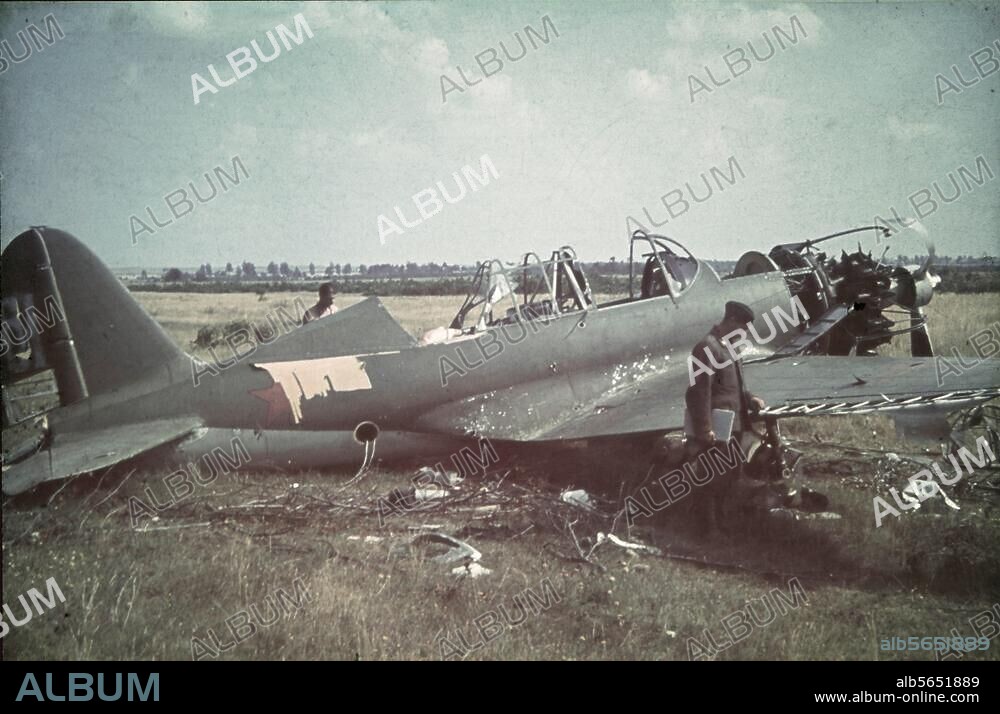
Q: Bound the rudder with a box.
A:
[2,227,183,401]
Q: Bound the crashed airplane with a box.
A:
[2,224,999,496]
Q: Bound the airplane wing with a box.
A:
[535,368,691,440]
[424,356,1000,442]
[2,416,204,495]
[748,355,1000,418]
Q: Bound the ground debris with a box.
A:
[594,532,661,556]
[767,508,842,522]
[560,488,597,512]
[412,532,483,565]
[406,531,494,578]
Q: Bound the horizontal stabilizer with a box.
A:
[249,296,416,361]
[2,416,204,495]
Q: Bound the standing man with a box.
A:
[303,283,339,323]
[684,300,766,535]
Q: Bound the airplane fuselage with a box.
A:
[48,262,797,464]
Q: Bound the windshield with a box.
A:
[449,247,594,331]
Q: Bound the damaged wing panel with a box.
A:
[751,356,1000,416]
[523,356,1000,442]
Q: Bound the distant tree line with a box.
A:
[167,260,475,282]
[932,267,1000,293]
[144,259,726,283]
[132,256,1000,296]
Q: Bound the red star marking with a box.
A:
[249,381,293,426]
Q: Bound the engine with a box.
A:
[734,224,939,357]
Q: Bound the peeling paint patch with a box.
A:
[254,356,374,423]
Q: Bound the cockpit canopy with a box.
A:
[628,231,700,300]
[447,232,706,333]
[449,246,595,332]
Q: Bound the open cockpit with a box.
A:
[418,232,708,345]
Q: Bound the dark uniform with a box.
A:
[304,283,338,324]
[684,302,759,534]
[686,326,754,434]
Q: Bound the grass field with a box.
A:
[2,292,998,661]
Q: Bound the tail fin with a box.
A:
[2,227,183,400]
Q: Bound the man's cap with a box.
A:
[724,301,755,324]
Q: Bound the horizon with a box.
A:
[109,251,995,276]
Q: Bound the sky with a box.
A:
[1,1,998,269]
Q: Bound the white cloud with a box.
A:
[304,1,448,77]
[293,128,331,159]
[351,130,380,148]
[747,94,789,114]
[626,68,668,99]
[339,126,437,165]
[666,3,824,46]
[305,2,407,44]
[887,114,940,141]
[122,63,141,87]
[429,71,548,133]
[141,1,210,35]
[629,4,824,107]
[413,37,450,74]
[467,74,514,104]
[230,122,260,147]
[215,122,261,161]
